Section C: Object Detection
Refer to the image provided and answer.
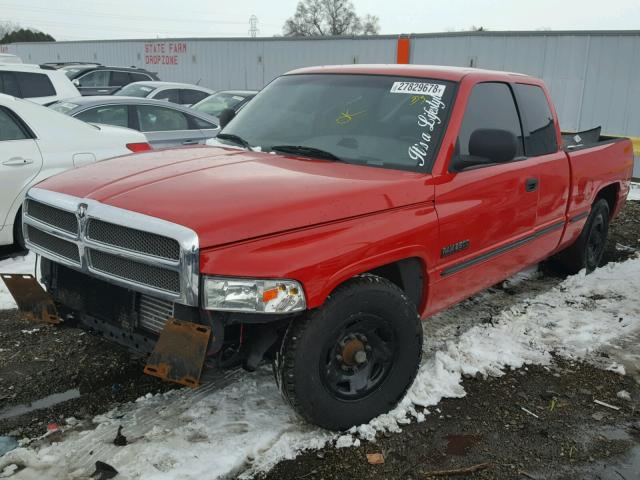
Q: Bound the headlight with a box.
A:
[202,277,306,313]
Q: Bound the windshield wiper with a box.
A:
[271,145,345,162]
[216,133,253,151]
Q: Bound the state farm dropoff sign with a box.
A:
[144,42,187,66]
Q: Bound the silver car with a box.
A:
[115,81,214,106]
[50,96,220,149]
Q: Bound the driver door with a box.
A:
[428,82,540,314]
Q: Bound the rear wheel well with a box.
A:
[595,183,619,217]
[366,258,424,310]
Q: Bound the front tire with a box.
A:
[553,199,610,274]
[274,275,423,430]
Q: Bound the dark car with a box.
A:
[61,64,159,96]
[191,90,257,117]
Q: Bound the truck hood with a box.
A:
[36,146,433,248]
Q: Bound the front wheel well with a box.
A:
[595,183,619,218]
[365,257,425,311]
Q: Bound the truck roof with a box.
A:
[287,64,531,82]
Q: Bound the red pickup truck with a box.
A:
[20,65,634,430]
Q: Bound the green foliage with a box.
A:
[1,28,55,44]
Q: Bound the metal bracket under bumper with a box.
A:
[144,318,211,388]
[1,273,59,324]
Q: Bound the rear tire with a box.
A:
[274,275,423,430]
[553,199,610,274]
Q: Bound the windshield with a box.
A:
[49,101,79,114]
[221,74,455,172]
[192,92,248,117]
[115,84,156,97]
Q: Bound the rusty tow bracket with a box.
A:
[1,273,59,324]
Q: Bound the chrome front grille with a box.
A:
[88,249,180,293]
[139,295,174,333]
[23,188,199,306]
[25,199,78,235]
[26,225,80,264]
[86,219,180,261]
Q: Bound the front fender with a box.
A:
[199,202,439,313]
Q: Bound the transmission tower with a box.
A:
[249,15,259,37]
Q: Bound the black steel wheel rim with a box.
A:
[320,313,398,401]
[586,214,606,267]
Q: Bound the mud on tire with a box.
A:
[274,275,423,430]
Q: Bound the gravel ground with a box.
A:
[0,200,638,476]
[262,359,640,480]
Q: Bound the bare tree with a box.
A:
[0,21,19,39]
[283,0,380,36]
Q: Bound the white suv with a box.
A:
[0,64,80,105]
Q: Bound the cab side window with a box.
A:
[514,84,558,156]
[457,82,524,158]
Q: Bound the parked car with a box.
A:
[115,81,214,106]
[0,53,23,64]
[0,93,150,248]
[191,90,257,117]
[20,65,634,430]
[0,64,79,105]
[61,65,159,96]
[49,96,219,148]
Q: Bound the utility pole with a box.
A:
[249,15,259,37]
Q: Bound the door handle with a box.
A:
[2,157,33,166]
[182,139,199,145]
[525,178,539,192]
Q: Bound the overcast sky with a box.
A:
[2,0,639,41]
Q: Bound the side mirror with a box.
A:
[72,79,80,87]
[469,128,517,163]
[218,108,236,129]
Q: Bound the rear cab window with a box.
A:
[513,84,558,156]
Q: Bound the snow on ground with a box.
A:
[629,182,640,201]
[1,256,639,479]
[0,253,36,310]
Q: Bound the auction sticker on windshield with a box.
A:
[390,82,446,96]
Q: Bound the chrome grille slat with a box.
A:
[26,225,80,264]
[88,249,181,293]
[86,219,180,261]
[26,200,78,235]
[23,187,199,307]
